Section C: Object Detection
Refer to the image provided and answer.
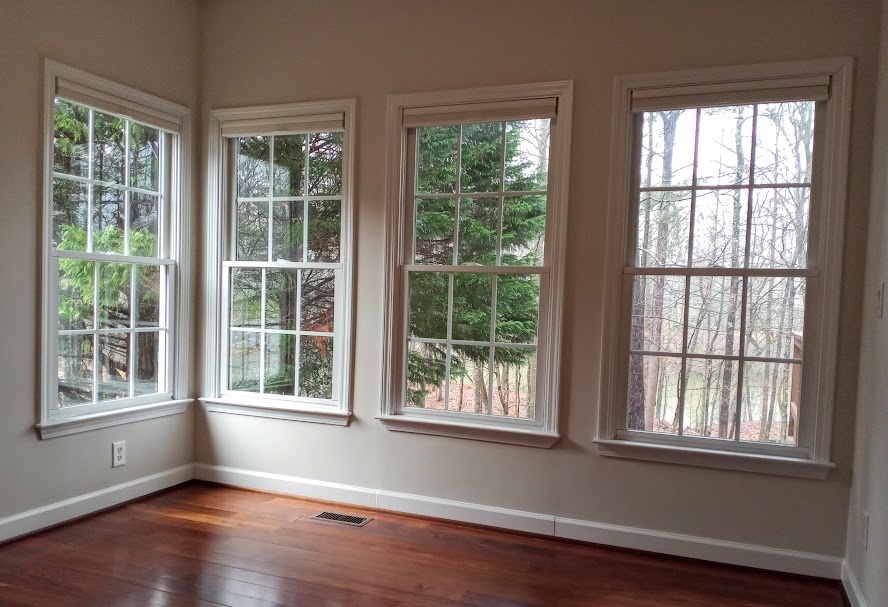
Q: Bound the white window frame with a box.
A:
[596,58,853,478]
[379,82,573,448]
[38,60,193,439]
[202,100,356,426]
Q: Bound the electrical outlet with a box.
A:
[112,441,126,468]
[864,511,870,551]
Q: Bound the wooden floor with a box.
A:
[0,482,846,607]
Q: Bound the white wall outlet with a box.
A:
[863,511,870,551]
[112,441,126,468]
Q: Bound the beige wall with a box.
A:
[0,0,199,518]
[846,1,888,604]
[196,0,880,557]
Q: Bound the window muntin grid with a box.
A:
[404,119,550,420]
[223,133,343,402]
[52,99,171,408]
[625,102,815,446]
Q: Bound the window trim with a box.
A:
[597,58,853,476]
[379,81,573,447]
[39,59,193,439]
[202,99,356,425]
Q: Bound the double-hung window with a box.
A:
[597,59,853,477]
[203,101,355,425]
[40,61,192,438]
[380,83,573,447]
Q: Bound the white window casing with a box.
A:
[202,100,356,426]
[379,82,573,448]
[38,60,193,439]
[596,58,853,478]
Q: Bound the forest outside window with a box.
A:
[203,101,355,425]
[40,61,192,438]
[380,83,573,447]
[598,60,853,476]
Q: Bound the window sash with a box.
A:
[618,100,822,449]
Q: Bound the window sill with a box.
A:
[377,414,559,448]
[593,439,834,479]
[200,397,351,426]
[36,399,193,439]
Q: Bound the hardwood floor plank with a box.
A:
[0,482,845,607]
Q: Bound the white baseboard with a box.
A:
[0,464,194,544]
[842,560,869,607]
[191,463,842,579]
[192,463,377,508]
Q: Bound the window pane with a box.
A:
[682,357,738,439]
[265,269,297,331]
[306,200,341,262]
[452,273,491,342]
[457,197,497,265]
[687,275,744,357]
[755,102,815,185]
[129,123,160,191]
[417,125,458,194]
[265,333,296,396]
[58,334,93,406]
[408,272,448,339]
[501,195,545,266]
[53,100,89,178]
[134,331,160,396]
[692,189,747,269]
[750,188,809,270]
[230,268,262,328]
[97,333,130,401]
[634,190,691,267]
[272,201,304,262]
[93,111,125,184]
[492,347,535,419]
[308,132,342,196]
[627,354,681,433]
[414,198,455,264]
[93,186,125,254]
[630,275,685,353]
[505,119,549,192]
[237,136,270,198]
[696,106,753,186]
[98,263,131,329]
[273,134,305,197]
[741,361,800,445]
[745,277,805,359]
[495,274,539,344]
[406,341,446,409]
[301,269,335,332]
[136,265,160,328]
[58,260,94,331]
[461,122,503,194]
[130,193,159,257]
[229,331,260,392]
[449,345,489,413]
[236,200,269,261]
[52,178,88,251]
[639,109,696,188]
[299,335,333,399]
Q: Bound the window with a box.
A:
[380,83,573,447]
[597,59,853,477]
[39,60,192,438]
[203,101,355,425]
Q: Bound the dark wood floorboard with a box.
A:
[0,481,846,606]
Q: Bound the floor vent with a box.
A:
[311,511,373,527]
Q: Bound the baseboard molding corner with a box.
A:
[554,516,843,579]
[192,462,377,508]
[0,463,194,544]
[842,560,869,607]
